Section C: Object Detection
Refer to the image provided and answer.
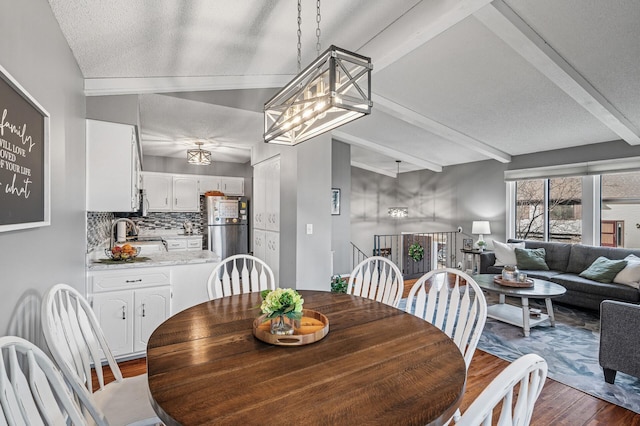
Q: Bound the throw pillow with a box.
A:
[613,254,640,288]
[493,241,525,267]
[579,256,628,284]
[514,248,550,270]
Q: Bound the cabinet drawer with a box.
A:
[187,238,202,250]
[90,267,171,292]
[165,239,187,251]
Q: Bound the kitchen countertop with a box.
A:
[88,250,219,271]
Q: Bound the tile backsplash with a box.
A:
[87,198,205,252]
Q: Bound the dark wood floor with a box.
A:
[100,279,640,425]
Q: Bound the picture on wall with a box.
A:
[463,238,473,251]
[331,188,340,215]
[0,64,50,232]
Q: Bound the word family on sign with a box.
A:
[0,108,35,200]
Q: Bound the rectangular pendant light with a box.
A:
[264,45,372,145]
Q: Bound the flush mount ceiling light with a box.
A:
[264,0,372,146]
[187,142,212,166]
[388,160,408,218]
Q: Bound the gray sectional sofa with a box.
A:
[479,239,640,311]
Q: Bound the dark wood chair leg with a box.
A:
[603,368,617,384]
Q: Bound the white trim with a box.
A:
[504,156,640,181]
[505,181,516,240]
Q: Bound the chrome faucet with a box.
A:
[110,218,139,249]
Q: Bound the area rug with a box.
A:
[477,296,640,414]
[399,297,640,414]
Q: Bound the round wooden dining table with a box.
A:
[146,290,466,426]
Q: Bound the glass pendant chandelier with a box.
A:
[187,142,212,166]
[264,0,372,146]
[388,160,408,218]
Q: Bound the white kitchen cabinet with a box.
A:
[170,262,217,314]
[220,177,244,196]
[88,267,171,359]
[198,176,221,193]
[253,156,280,286]
[142,172,172,211]
[173,176,199,211]
[165,236,202,251]
[86,119,141,212]
[142,172,199,212]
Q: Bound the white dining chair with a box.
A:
[405,268,487,423]
[41,283,162,426]
[347,256,403,307]
[0,335,87,425]
[456,353,548,426]
[207,254,276,299]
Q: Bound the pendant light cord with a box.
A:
[316,0,321,56]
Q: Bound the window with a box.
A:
[601,171,640,248]
[514,177,582,243]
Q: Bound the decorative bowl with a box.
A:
[104,245,140,261]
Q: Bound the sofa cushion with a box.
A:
[493,241,525,267]
[551,273,640,301]
[508,239,572,272]
[613,255,640,288]
[515,248,549,270]
[566,244,640,274]
[579,257,628,283]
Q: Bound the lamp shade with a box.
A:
[471,221,491,235]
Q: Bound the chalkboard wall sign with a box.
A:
[0,64,50,232]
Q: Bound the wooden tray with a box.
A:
[494,275,535,288]
[253,309,329,346]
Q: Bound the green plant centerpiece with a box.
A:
[477,240,487,251]
[260,288,304,335]
[330,275,348,293]
[408,243,424,262]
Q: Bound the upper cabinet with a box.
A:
[198,176,244,196]
[143,172,244,212]
[86,120,141,212]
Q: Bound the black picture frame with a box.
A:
[463,238,473,251]
[331,188,340,215]
[0,64,50,232]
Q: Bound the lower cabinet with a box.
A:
[171,262,217,314]
[88,267,172,359]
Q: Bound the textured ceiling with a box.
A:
[48,0,640,174]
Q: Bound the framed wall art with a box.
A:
[463,238,473,251]
[331,188,340,215]
[0,64,50,232]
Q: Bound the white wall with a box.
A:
[0,0,86,342]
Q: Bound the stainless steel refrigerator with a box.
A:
[206,196,249,259]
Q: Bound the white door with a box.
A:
[266,157,280,231]
[173,176,199,211]
[265,231,279,287]
[91,290,134,357]
[198,176,221,194]
[134,286,171,353]
[254,229,266,260]
[253,163,266,230]
[143,173,172,211]
[221,177,244,195]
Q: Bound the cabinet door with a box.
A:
[198,176,221,194]
[173,176,199,211]
[266,157,280,231]
[91,290,134,357]
[253,163,266,230]
[265,231,279,287]
[253,229,266,261]
[143,173,172,211]
[134,287,171,353]
[221,177,244,195]
[87,120,138,212]
[131,129,141,211]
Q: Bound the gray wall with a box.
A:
[86,95,139,127]
[0,0,86,342]
[331,140,351,275]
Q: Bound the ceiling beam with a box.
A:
[84,75,293,96]
[373,94,512,163]
[474,0,640,145]
[333,131,443,172]
[360,0,494,73]
[351,161,397,178]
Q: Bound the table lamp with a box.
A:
[472,221,491,248]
